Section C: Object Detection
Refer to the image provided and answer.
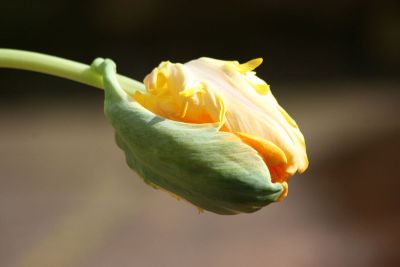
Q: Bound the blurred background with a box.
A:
[1,0,399,266]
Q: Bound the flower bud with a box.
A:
[95,57,308,215]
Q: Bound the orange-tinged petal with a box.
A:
[234,131,287,167]
[276,182,288,201]
[234,131,291,183]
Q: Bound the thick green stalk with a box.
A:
[0,49,144,94]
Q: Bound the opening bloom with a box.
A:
[0,49,307,215]
[134,58,308,201]
[96,57,308,215]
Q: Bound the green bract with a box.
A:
[93,58,283,215]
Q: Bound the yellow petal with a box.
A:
[238,58,263,73]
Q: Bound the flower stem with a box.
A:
[0,49,144,94]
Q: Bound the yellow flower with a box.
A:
[134,57,308,200]
[0,49,308,214]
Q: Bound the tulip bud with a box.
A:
[93,56,308,215]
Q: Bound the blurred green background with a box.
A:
[1,0,399,266]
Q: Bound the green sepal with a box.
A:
[93,58,283,215]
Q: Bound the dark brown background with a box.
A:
[1,1,399,266]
